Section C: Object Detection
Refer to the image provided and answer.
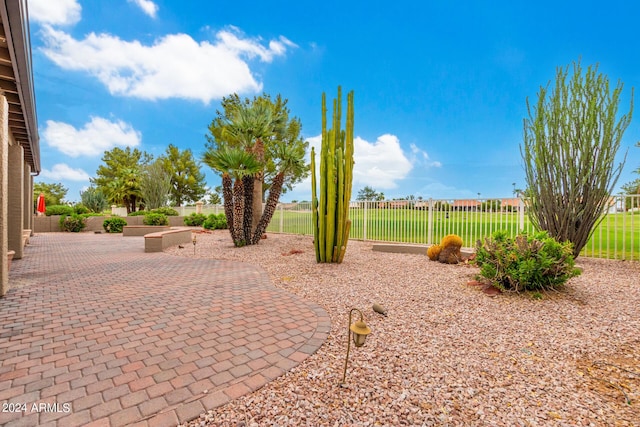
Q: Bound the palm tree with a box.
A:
[203,146,261,246]
[223,101,283,232]
[251,142,306,244]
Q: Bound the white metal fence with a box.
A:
[260,195,640,261]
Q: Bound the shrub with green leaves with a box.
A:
[127,210,148,216]
[150,207,179,216]
[73,204,90,215]
[203,213,228,230]
[46,205,74,216]
[143,213,169,226]
[184,213,207,226]
[103,217,128,233]
[59,214,86,232]
[474,230,581,292]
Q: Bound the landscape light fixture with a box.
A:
[192,233,197,255]
[340,308,371,387]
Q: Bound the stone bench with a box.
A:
[122,225,171,237]
[144,227,193,253]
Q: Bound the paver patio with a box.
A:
[0,232,330,427]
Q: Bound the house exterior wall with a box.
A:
[0,95,8,296]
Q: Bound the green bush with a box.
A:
[203,213,228,230]
[73,204,90,215]
[127,210,148,216]
[184,213,207,226]
[150,207,179,216]
[46,205,74,216]
[59,214,86,232]
[143,213,169,226]
[474,230,581,292]
[103,217,128,233]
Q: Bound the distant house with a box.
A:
[451,199,481,211]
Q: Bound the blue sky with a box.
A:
[28,0,640,203]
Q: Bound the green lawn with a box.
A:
[266,206,640,260]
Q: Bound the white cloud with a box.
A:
[28,0,81,26]
[42,116,141,157]
[353,134,413,189]
[39,26,296,104]
[128,0,158,18]
[293,133,413,198]
[40,163,90,181]
[410,143,442,168]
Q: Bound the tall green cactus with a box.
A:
[311,87,354,263]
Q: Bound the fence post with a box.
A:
[363,201,368,241]
[428,198,434,244]
[278,204,283,233]
[518,198,525,232]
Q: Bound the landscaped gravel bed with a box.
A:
[168,231,640,427]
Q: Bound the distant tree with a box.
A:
[356,186,384,201]
[621,141,640,196]
[521,60,634,257]
[80,186,108,213]
[92,147,151,213]
[34,182,68,207]
[207,190,222,205]
[159,144,207,206]
[140,159,172,210]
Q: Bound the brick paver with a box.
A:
[1,233,330,426]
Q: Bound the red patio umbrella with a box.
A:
[36,193,45,215]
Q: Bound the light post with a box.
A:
[192,233,197,255]
[340,308,371,387]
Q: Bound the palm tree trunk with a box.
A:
[221,173,235,241]
[251,172,284,244]
[251,139,265,235]
[232,178,245,246]
[242,175,253,243]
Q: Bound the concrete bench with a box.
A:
[144,227,193,253]
[123,225,171,237]
[372,243,474,257]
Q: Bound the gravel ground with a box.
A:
[168,230,640,427]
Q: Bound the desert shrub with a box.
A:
[203,213,228,230]
[474,230,581,292]
[150,207,179,216]
[143,213,169,226]
[59,214,86,232]
[73,204,90,214]
[103,217,128,233]
[80,186,108,213]
[46,205,74,216]
[127,210,148,216]
[184,213,207,226]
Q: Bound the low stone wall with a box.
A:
[144,228,193,253]
[372,243,474,257]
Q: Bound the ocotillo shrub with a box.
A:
[474,230,581,292]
